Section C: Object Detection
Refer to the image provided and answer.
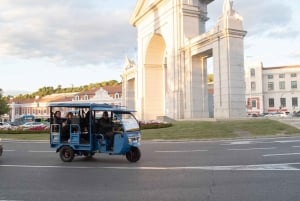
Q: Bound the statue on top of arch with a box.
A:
[222,0,243,21]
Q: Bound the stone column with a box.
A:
[213,3,247,118]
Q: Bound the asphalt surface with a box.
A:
[1,136,300,201]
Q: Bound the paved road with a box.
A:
[1,136,300,201]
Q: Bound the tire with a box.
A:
[126,147,141,162]
[59,146,74,162]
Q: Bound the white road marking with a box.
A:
[28,150,53,153]
[0,163,299,171]
[263,153,300,157]
[275,140,300,143]
[155,150,208,153]
[0,200,23,201]
[221,141,274,145]
[222,139,300,146]
[3,150,16,152]
[223,141,253,145]
[292,146,300,148]
[228,147,276,151]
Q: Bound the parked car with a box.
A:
[293,111,300,117]
[264,112,288,118]
[0,122,11,129]
[19,122,46,129]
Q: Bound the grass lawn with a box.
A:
[142,119,300,140]
[0,133,49,141]
[1,119,299,141]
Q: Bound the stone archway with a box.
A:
[124,0,247,120]
[143,34,166,120]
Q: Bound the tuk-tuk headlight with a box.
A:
[128,138,132,144]
[128,136,141,144]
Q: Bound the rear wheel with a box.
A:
[59,146,74,162]
[126,147,141,162]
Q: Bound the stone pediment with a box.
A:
[92,88,113,101]
[130,0,164,26]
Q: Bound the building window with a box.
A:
[279,73,285,78]
[250,68,255,77]
[291,73,297,77]
[268,82,274,90]
[279,81,285,90]
[114,93,120,99]
[269,98,274,107]
[280,98,286,108]
[251,100,257,108]
[292,97,298,107]
[251,82,256,90]
[84,95,89,100]
[267,74,273,79]
[291,81,297,89]
[74,95,80,101]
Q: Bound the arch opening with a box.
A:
[143,34,166,120]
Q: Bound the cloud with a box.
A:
[0,0,298,70]
[207,0,296,38]
[238,1,293,37]
[288,51,300,60]
[265,27,299,39]
[0,0,137,67]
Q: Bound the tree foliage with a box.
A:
[11,80,120,100]
[208,74,214,83]
[0,89,10,115]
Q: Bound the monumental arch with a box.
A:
[122,0,247,120]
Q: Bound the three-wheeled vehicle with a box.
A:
[49,103,141,162]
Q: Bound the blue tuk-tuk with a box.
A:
[49,103,141,162]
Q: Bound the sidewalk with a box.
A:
[275,117,300,129]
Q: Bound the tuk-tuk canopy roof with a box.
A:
[49,103,135,112]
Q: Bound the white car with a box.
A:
[19,122,45,128]
[0,122,11,129]
[264,112,288,118]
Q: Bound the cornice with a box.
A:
[130,0,165,27]
[186,28,247,54]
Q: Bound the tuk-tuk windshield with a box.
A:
[114,112,140,132]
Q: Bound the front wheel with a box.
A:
[126,147,141,162]
[59,146,74,162]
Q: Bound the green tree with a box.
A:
[208,74,214,83]
[0,89,10,116]
[12,79,121,100]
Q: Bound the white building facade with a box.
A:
[8,86,122,123]
[245,64,300,115]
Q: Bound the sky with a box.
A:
[0,0,299,96]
